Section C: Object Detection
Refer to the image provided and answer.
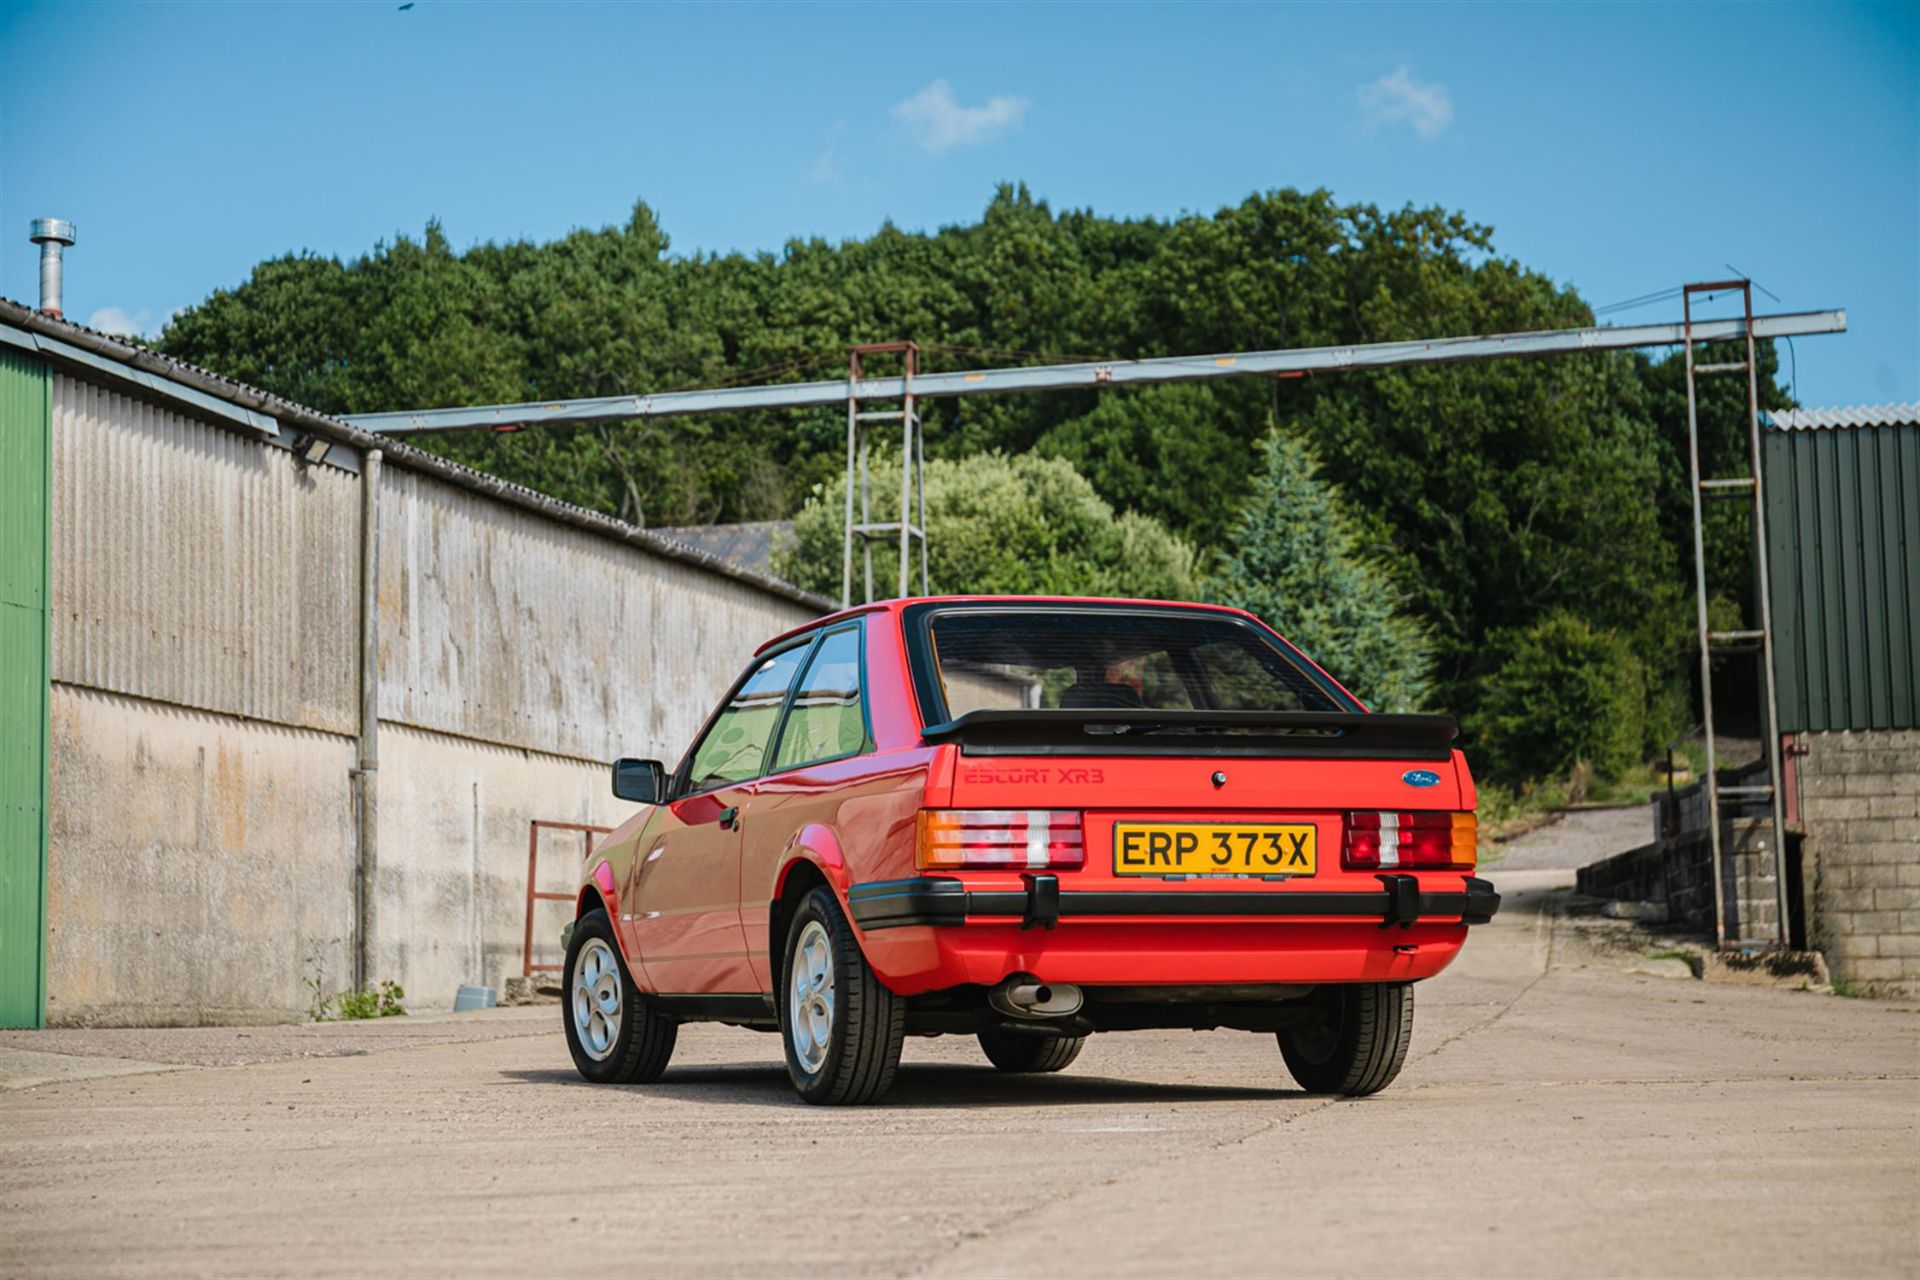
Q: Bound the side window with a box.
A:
[683,644,810,794]
[771,627,867,772]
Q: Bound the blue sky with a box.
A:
[2,1,1914,406]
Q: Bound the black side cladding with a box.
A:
[918,708,1459,760]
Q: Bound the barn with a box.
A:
[0,299,826,1028]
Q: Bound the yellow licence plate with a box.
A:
[1113,823,1317,876]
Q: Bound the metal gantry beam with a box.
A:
[342,310,1848,436]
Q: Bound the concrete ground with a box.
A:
[3,807,1916,1279]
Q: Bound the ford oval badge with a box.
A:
[1402,769,1441,788]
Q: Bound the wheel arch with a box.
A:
[577,860,620,919]
[768,837,853,985]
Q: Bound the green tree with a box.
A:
[1472,614,1647,785]
[1206,431,1433,712]
[1035,383,1266,549]
[155,184,1759,776]
[775,452,1195,601]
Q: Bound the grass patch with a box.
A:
[1479,750,1704,840]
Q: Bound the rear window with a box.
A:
[910,605,1357,722]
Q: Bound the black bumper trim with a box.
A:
[847,875,1502,931]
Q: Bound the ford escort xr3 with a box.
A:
[562,597,1498,1104]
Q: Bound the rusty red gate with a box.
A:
[522,820,613,977]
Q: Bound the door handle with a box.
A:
[717,806,740,830]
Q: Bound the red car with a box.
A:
[563,597,1497,1104]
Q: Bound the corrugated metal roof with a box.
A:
[651,521,795,581]
[0,297,832,612]
[1765,403,1920,431]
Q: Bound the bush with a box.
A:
[1205,430,1432,712]
[1473,614,1645,785]
[774,451,1196,600]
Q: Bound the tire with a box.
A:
[781,887,905,1105]
[562,909,677,1084]
[1276,982,1413,1097]
[978,1029,1087,1073]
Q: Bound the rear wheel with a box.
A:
[781,887,905,1105]
[563,909,677,1084]
[1276,982,1412,1097]
[978,1029,1086,1073]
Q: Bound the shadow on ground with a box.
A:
[497,1063,1306,1108]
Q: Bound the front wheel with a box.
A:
[781,887,905,1105]
[1276,982,1413,1097]
[562,909,677,1084]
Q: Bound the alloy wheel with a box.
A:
[788,920,835,1073]
[572,937,622,1062]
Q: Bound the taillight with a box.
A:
[917,810,1086,870]
[1344,811,1476,870]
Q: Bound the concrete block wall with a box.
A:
[1797,729,1920,990]
[1575,823,1779,941]
[1723,817,1784,945]
[1576,831,1716,935]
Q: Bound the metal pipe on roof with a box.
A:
[340,310,1851,436]
[28,219,76,319]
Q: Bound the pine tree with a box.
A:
[1207,430,1432,712]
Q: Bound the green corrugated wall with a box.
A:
[1765,421,1920,734]
[0,348,50,1028]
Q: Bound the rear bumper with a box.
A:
[849,873,1500,931]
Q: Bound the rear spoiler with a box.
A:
[919,709,1458,760]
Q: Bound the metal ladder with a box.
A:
[840,341,928,607]
[1681,280,1791,949]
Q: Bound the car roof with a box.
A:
[752,595,1257,656]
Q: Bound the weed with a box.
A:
[1644,949,1696,965]
[330,980,407,1020]
[301,937,342,1023]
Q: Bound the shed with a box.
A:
[0,299,828,1028]
[1762,403,1920,991]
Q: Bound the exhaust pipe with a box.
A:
[29,218,76,319]
[990,974,1083,1019]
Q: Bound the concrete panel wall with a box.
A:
[378,468,814,763]
[1798,728,1920,991]
[369,723,635,1007]
[45,684,356,1026]
[43,365,820,1024]
[51,373,361,736]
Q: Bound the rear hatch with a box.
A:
[901,599,1476,900]
[930,709,1468,895]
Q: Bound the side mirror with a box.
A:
[611,758,667,804]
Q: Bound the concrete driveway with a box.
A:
[3,808,1916,1278]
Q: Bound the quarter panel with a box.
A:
[742,749,936,989]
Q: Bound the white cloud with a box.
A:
[893,79,1029,153]
[86,305,180,338]
[1360,66,1453,138]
